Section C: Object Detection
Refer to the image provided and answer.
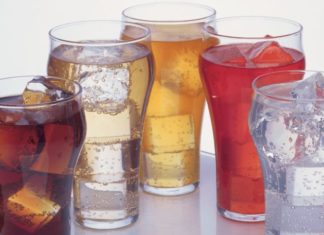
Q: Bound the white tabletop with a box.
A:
[72,152,265,235]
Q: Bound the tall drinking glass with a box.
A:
[0,76,86,235]
[47,21,153,229]
[250,70,324,234]
[123,2,216,196]
[199,16,305,221]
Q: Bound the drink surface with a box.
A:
[48,43,153,222]
[0,96,85,235]
[200,42,305,214]
[250,80,324,234]
[141,38,208,188]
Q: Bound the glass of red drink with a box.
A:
[199,16,305,222]
[0,75,86,235]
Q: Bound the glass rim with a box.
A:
[252,70,324,102]
[49,20,151,47]
[122,1,216,25]
[0,75,83,109]
[204,16,303,40]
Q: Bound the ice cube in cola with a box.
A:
[0,76,85,235]
[23,76,73,104]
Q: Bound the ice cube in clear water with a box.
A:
[264,115,298,163]
[23,76,72,105]
[291,72,324,112]
[286,160,324,206]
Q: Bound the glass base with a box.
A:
[76,215,138,230]
[142,182,198,196]
[218,208,265,222]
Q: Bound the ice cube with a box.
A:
[293,72,324,99]
[0,126,39,170]
[247,41,294,68]
[22,76,73,105]
[159,48,203,95]
[291,73,323,99]
[143,114,195,153]
[31,124,74,174]
[7,185,60,233]
[85,101,138,140]
[80,65,130,114]
[265,115,298,163]
[146,83,191,117]
[143,149,197,187]
[217,44,249,67]
[77,46,123,64]
[291,72,324,112]
[286,163,324,206]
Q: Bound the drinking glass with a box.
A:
[250,70,324,234]
[48,21,153,229]
[199,16,305,221]
[0,75,85,235]
[123,2,216,196]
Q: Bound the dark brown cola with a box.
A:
[0,95,86,235]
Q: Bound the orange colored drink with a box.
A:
[123,2,216,196]
[141,38,207,190]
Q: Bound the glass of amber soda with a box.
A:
[123,2,216,196]
[0,75,86,235]
[199,16,305,222]
[48,21,153,229]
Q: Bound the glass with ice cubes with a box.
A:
[250,70,324,234]
[199,17,305,222]
[0,75,86,235]
[47,21,153,229]
[123,2,216,196]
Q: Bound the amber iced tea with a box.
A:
[0,76,85,235]
[142,39,207,189]
[123,2,216,195]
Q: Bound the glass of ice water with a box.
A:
[249,70,324,234]
[47,21,154,229]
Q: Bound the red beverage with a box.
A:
[0,77,86,235]
[200,42,305,215]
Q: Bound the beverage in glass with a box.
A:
[199,17,305,221]
[0,76,85,235]
[123,2,216,196]
[250,70,324,234]
[47,21,153,229]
